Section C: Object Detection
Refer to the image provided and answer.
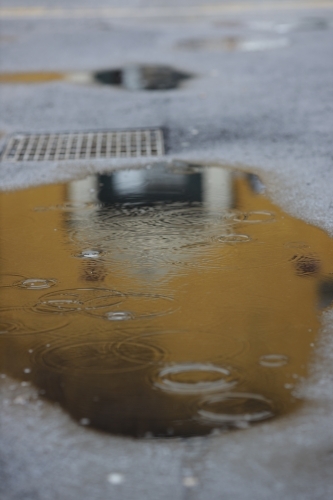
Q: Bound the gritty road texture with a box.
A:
[1,1,333,499]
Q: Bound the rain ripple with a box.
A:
[153,363,238,395]
[232,211,275,223]
[17,278,57,290]
[34,288,177,320]
[197,392,274,426]
[32,338,165,374]
[259,354,289,368]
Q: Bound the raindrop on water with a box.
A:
[154,363,237,395]
[259,354,289,368]
[216,234,251,243]
[232,211,275,223]
[106,311,133,321]
[76,250,101,259]
[17,278,57,290]
[197,392,274,425]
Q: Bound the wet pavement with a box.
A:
[1,1,333,499]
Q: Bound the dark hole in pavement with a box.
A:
[1,163,333,438]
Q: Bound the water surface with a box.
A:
[1,164,333,437]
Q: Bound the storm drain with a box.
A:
[0,129,164,162]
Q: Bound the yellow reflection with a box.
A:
[1,166,333,437]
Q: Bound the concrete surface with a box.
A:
[1,1,333,499]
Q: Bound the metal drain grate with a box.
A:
[0,129,165,162]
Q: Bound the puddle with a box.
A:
[0,65,192,90]
[1,164,333,438]
[94,65,191,90]
[176,36,289,52]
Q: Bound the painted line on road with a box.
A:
[1,2,333,19]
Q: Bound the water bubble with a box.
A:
[259,354,289,368]
[17,278,57,290]
[106,311,133,321]
[232,211,275,223]
[197,392,274,425]
[76,250,101,259]
[154,363,237,395]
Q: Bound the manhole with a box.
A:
[0,129,165,162]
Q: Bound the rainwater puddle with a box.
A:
[176,36,289,52]
[1,164,333,438]
[0,65,192,90]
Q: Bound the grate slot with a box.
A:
[0,129,165,162]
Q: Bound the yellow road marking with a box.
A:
[1,2,333,19]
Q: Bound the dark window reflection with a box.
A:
[98,166,202,205]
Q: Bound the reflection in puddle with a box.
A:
[0,65,192,90]
[1,164,333,437]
